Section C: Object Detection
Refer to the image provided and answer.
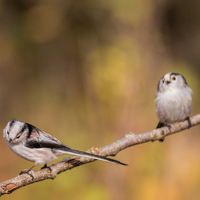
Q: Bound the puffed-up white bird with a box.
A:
[155,72,193,131]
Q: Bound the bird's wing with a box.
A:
[24,125,71,149]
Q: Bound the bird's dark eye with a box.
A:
[172,76,176,81]
[7,131,9,135]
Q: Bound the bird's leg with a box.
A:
[19,164,37,180]
[156,121,164,129]
[185,117,191,128]
[40,164,52,172]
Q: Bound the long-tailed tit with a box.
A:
[155,72,193,133]
[3,119,127,176]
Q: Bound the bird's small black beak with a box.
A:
[166,81,171,85]
[9,138,12,142]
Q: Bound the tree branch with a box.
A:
[1,114,200,196]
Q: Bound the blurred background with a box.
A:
[0,0,200,199]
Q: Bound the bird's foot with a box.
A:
[156,121,171,130]
[19,170,34,180]
[163,123,171,130]
[185,117,191,128]
[157,122,171,142]
[41,164,52,172]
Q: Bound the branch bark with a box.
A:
[1,114,200,196]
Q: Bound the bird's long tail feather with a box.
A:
[58,147,127,166]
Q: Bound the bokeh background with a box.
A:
[0,0,200,199]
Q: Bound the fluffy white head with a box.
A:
[3,119,28,145]
[157,72,189,94]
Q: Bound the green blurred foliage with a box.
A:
[0,0,200,199]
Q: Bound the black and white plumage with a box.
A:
[3,119,127,174]
[155,72,193,129]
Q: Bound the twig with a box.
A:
[0,114,200,196]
